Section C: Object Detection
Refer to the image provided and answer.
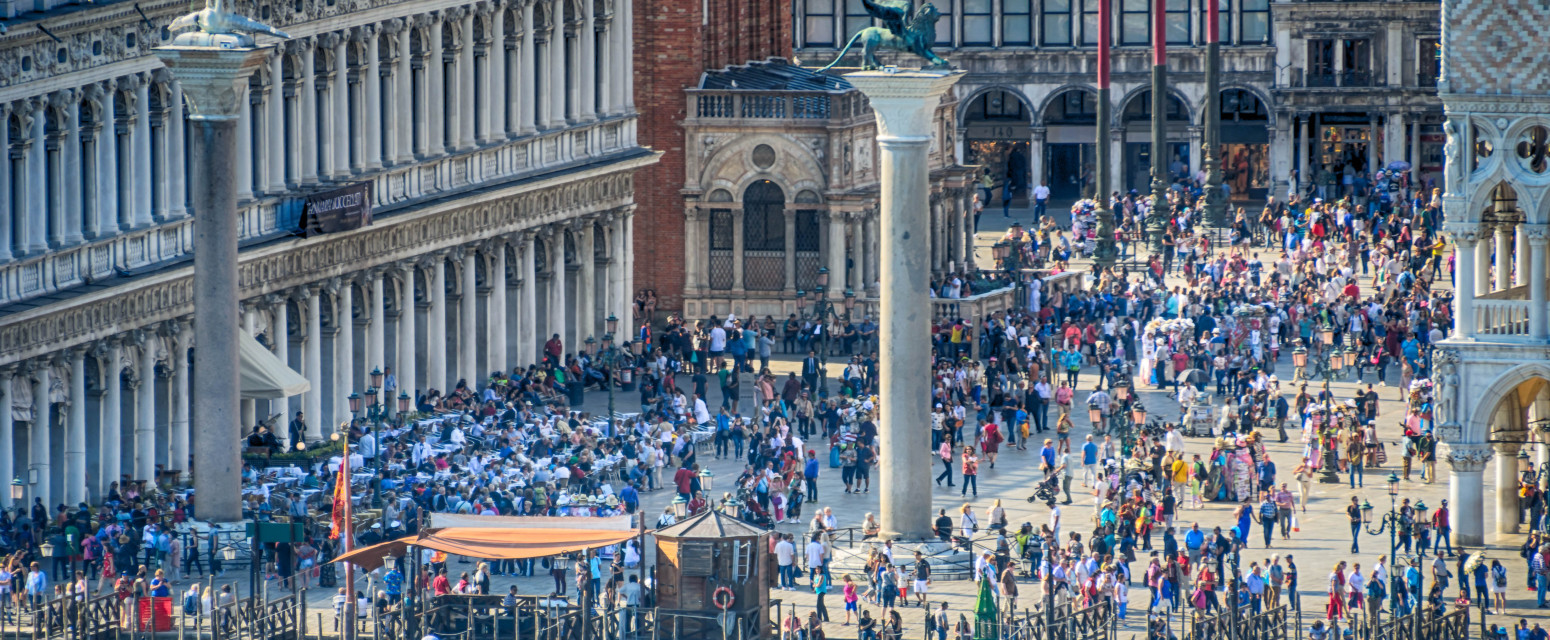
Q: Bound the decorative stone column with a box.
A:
[1447,224,1478,338]
[368,270,387,393]
[1494,442,1521,535]
[397,262,419,400]
[1494,223,1512,292]
[134,330,157,484]
[844,69,964,541]
[303,286,323,439]
[519,233,539,364]
[0,367,12,507]
[1527,225,1549,339]
[66,347,87,505]
[98,340,123,497]
[460,248,479,385]
[489,241,509,373]
[429,254,448,392]
[170,323,192,482]
[29,363,51,510]
[333,279,355,427]
[1442,443,1493,546]
[157,23,278,523]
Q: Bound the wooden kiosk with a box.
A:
[653,510,771,639]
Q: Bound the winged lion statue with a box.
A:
[817,0,952,71]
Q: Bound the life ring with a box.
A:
[712,586,736,610]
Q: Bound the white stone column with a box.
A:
[844,69,963,541]
[621,0,633,110]
[170,324,191,482]
[329,33,349,179]
[429,255,448,392]
[489,242,509,373]
[241,306,257,429]
[395,21,414,164]
[100,341,122,496]
[487,8,507,141]
[134,331,157,484]
[1516,225,1530,288]
[549,227,568,351]
[334,279,356,427]
[1450,225,1477,338]
[612,215,627,323]
[1476,222,1493,294]
[519,233,538,365]
[547,0,565,127]
[22,98,46,253]
[0,369,12,507]
[580,221,597,340]
[367,270,386,389]
[63,92,84,244]
[457,9,476,149]
[92,88,117,238]
[66,348,87,505]
[304,287,324,440]
[1495,223,1512,292]
[236,84,254,201]
[397,262,419,400]
[168,81,187,216]
[623,209,635,330]
[519,3,537,134]
[1529,225,1549,339]
[364,28,382,170]
[133,77,154,228]
[580,0,596,121]
[460,248,478,385]
[29,364,51,509]
[1495,443,1521,534]
[1443,443,1492,546]
[826,211,846,301]
[428,15,447,155]
[268,52,287,191]
[301,41,320,183]
[0,104,9,257]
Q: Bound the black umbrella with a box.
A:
[1180,368,1208,386]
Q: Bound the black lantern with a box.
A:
[1387,472,1400,496]
[9,478,22,502]
[606,314,619,335]
[844,290,856,311]
[398,392,412,413]
[671,496,688,518]
[816,267,830,288]
[1360,500,1374,524]
[347,393,363,413]
[796,291,808,312]
[698,468,715,492]
[370,367,384,389]
[365,387,379,407]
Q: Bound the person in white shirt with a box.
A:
[1032,183,1050,220]
[774,535,796,590]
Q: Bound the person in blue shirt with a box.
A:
[803,450,820,501]
[1039,441,1057,476]
[1257,459,1277,494]
[620,482,640,513]
[1184,524,1205,564]
[1081,436,1098,485]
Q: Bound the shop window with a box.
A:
[804,0,836,47]
[1120,0,1148,45]
[1417,38,1440,87]
[1239,0,1268,44]
[1043,0,1072,45]
[1165,0,1189,45]
[1003,0,1033,45]
[963,0,993,45]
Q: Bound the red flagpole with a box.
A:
[342,441,356,640]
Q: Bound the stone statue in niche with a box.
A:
[816,0,951,71]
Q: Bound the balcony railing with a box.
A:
[1474,299,1531,337]
[689,91,869,122]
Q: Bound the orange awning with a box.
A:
[333,527,640,571]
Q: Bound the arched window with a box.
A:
[743,180,786,290]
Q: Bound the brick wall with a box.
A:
[631,0,791,317]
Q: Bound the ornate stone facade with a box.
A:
[0,0,652,512]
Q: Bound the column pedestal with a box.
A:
[844,69,964,541]
[156,35,272,524]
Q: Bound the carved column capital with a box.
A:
[1444,223,1481,245]
[382,18,407,35]
[1441,443,1494,473]
[1524,224,1550,245]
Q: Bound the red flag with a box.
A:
[330,454,349,540]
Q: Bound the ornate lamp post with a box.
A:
[1201,0,1225,226]
[1145,0,1171,252]
[1363,472,1404,616]
[1093,0,1117,266]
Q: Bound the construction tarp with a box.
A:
[332,526,639,570]
[240,332,310,399]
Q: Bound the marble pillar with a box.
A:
[1494,224,1511,292]
[29,365,50,510]
[1450,225,1478,337]
[134,332,156,484]
[826,212,846,302]
[304,287,323,439]
[270,295,291,422]
[267,52,286,191]
[519,234,539,365]
[428,18,446,155]
[398,263,419,401]
[66,348,87,505]
[100,341,123,496]
[1530,226,1549,339]
[1444,443,1492,546]
[844,69,963,541]
[429,256,448,392]
[368,271,387,391]
[460,249,479,385]
[1495,444,1520,534]
[0,370,11,507]
[458,10,476,149]
[395,23,414,164]
[364,29,382,170]
[490,245,509,373]
[301,43,319,183]
[334,280,356,427]
[170,325,191,482]
[580,222,597,340]
[1516,225,1531,288]
[549,229,568,352]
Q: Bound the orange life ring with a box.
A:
[712,586,735,610]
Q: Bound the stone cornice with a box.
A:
[0,151,656,365]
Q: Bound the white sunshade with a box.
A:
[240,332,310,399]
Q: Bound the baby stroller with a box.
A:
[1025,473,1060,504]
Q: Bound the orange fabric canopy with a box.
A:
[333,527,639,570]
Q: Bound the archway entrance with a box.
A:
[1217,89,1271,204]
[964,90,1032,207]
[1042,88,1097,200]
[1121,90,1190,194]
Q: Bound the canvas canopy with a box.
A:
[240,332,310,399]
[333,527,638,570]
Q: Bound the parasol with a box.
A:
[1180,369,1209,386]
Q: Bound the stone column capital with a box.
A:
[1524,224,1550,244]
[1444,223,1481,245]
[264,292,289,307]
[382,18,407,35]
[160,318,184,338]
[49,88,78,111]
[1441,443,1494,473]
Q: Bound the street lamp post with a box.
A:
[1362,473,1404,618]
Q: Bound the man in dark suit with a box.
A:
[288,410,307,446]
[801,350,821,395]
